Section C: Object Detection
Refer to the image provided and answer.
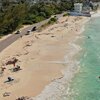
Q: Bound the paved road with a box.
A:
[0,13,64,52]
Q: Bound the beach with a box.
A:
[0,15,89,100]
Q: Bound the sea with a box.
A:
[67,16,100,100]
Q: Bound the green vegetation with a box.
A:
[0,1,73,36]
[48,17,57,24]
[93,4,99,11]
[0,3,28,35]
[63,13,69,17]
[39,17,58,31]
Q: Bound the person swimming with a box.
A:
[88,36,90,39]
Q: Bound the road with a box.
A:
[0,13,64,52]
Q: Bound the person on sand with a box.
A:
[0,67,6,75]
[20,35,22,38]
[4,77,14,83]
[13,65,21,72]
[16,96,29,100]
[7,77,14,82]
[1,67,6,72]
[3,92,10,97]
[13,63,16,67]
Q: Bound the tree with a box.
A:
[0,3,28,35]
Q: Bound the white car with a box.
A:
[25,30,31,35]
[27,30,31,33]
[15,30,21,34]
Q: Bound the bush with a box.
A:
[63,13,69,17]
[48,17,57,24]
[23,20,33,25]
[0,3,28,35]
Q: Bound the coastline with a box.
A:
[66,11,100,100]
[31,16,90,100]
[0,16,89,100]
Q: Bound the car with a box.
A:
[27,30,31,33]
[31,26,36,31]
[15,30,20,34]
[25,30,31,35]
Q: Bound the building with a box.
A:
[74,3,83,13]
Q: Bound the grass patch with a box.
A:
[48,17,57,24]
[63,13,69,17]
[38,17,58,31]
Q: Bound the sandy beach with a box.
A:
[0,15,89,100]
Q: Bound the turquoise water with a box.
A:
[68,17,100,100]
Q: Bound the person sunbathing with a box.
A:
[7,77,14,82]
[4,77,14,83]
[13,65,21,72]
[1,67,6,72]
[0,67,6,76]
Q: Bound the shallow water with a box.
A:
[67,17,100,100]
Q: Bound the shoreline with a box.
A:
[66,11,100,99]
[31,17,90,100]
[0,16,89,100]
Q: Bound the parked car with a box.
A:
[25,30,31,35]
[31,26,36,31]
[15,30,20,34]
[27,30,31,33]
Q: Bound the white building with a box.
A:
[74,3,83,13]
